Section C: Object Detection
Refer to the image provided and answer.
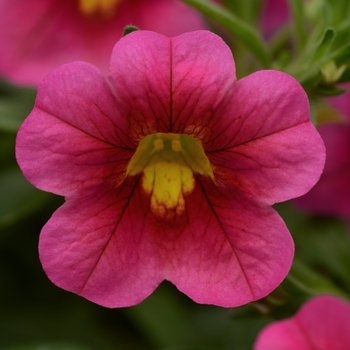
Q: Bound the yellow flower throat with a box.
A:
[127,133,214,218]
[78,0,120,16]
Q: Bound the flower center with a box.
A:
[78,0,121,16]
[127,133,214,218]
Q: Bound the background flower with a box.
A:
[0,0,206,86]
[254,295,350,350]
[295,85,350,218]
[260,0,290,38]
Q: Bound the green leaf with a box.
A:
[0,133,17,166]
[0,168,53,229]
[311,28,335,63]
[330,41,350,65]
[159,346,219,350]
[0,100,30,132]
[289,0,307,50]
[337,67,350,82]
[315,84,348,96]
[123,25,139,36]
[331,20,350,50]
[222,0,261,24]
[181,0,271,67]
[2,344,91,350]
[0,83,36,133]
[282,257,348,299]
[127,282,190,347]
[296,67,322,87]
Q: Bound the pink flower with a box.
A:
[254,295,350,350]
[296,86,350,218]
[260,0,290,38]
[16,30,325,308]
[0,0,206,86]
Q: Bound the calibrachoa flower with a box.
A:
[296,86,350,218]
[254,295,350,350]
[0,0,206,86]
[16,30,325,308]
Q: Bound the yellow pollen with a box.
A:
[127,133,213,218]
[171,139,182,152]
[143,162,193,217]
[78,0,120,16]
[153,139,164,151]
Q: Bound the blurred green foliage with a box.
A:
[185,0,350,96]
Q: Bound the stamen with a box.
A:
[153,139,164,151]
[127,133,213,218]
[171,139,182,152]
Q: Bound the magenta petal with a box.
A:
[16,62,133,196]
[39,179,163,308]
[33,61,130,144]
[108,30,236,136]
[256,319,310,350]
[108,31,172,135]
[40,175,293,308]
[170,31,236,134]
[166,178,294,307]
[207,70,325,204]
[254,295,350,350]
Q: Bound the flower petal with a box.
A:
[207,70,325,204]
[40,174,293,308]
[39,178,163,308]
[16,62,133,196]
[170,31,236,135]
[294,296,350,349]
[255,319,310,350]
[108,31,172,136]
[166,177,294,306]
[108,30,236,137]
[254,295,350,350]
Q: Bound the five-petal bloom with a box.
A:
[16,30,325,308]
[0,0,206,86]
[254,295,350,350]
